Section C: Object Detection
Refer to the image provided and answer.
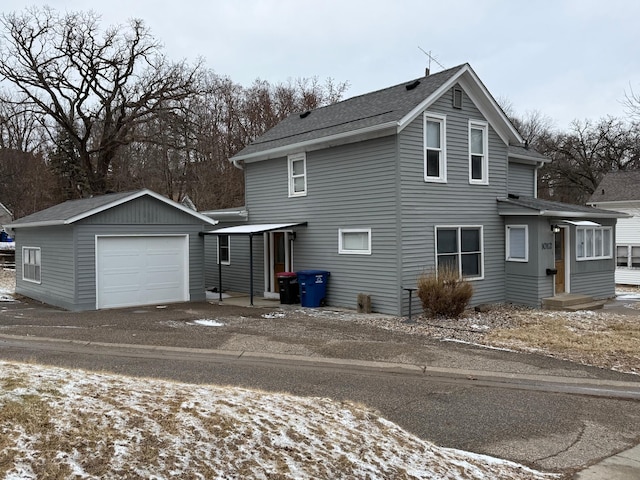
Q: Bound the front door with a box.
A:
[554,228,565,294]
[273,232,286,292]
[265,231,294,297]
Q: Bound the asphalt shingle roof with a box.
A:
[587,170,640,203]
[9,191,136,226]
[498,195,626,217]
[233,64,467,159]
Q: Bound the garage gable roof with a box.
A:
[6,189,218,228]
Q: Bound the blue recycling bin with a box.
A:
[297,270,330,308]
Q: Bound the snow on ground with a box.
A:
[0,361,558,480]
[191,318,226,327]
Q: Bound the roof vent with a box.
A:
[405,80,420,91]
[299,111,311,119]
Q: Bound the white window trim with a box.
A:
[22,246,42,284]
[424,113,447,183]
[434,225,484,280]
[288,153,307,197]
[505,225,529,262]
[576,226,613,261]
[468,120,489,185]
[338,228,372,255]
[217,235,231,265]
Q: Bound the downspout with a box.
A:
[534,161,545,198]
[232,159,244,170]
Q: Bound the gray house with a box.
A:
[588,170,640,285]
[204,63,625,315]
[6,189,218,310]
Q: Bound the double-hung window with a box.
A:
[469,120,488,184]
[506,225,528,262]
[22,246,41,283]
[217,235,230,265]
[288,153,307,197]
[339,228,371,255]
[576,226,612,260]
[435,226,483,279]
[424,113,446,182]
[616,245,640,268]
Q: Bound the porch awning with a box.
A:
[203,222,307,235]
[560,220,601,227]
[202,222,307,305]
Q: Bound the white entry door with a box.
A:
[96,235,189,309]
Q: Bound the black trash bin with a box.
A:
[277,272,299,304]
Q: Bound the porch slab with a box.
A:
[542,294,606,311]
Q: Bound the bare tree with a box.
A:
[0,7,202,195]
[538,117,640,203]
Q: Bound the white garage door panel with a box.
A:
[97,236,189,309]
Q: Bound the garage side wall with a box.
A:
[13,226,77,310]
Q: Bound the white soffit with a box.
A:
[206,222,307,235]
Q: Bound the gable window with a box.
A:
[616,245,640,268]
[339,228,371,255]
[424,113,446,183]
[435,226,483,279]
[506,225,528,262]
[452,86,463,109]
[469,120,488,184]
[217,235,230,265]
[576,226,612,260]
[288,153,307,197]
[23,246,41,283]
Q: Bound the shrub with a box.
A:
[416,265,474,318]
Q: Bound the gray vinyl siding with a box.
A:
[14,226,76,310]
[204,234,265,294]
[568,219,617,299]
[245,135,399,314]
[504,218,554,306]
[79,196,204,226]
[508,162,536,197]
[399,88,509,314]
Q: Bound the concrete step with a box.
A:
[562,300,606,312]
[542,294,596,309]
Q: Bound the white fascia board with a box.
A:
[541,210,628,219]
[65,189,219,226]
[508,153,550,164]
[231,122,398,163]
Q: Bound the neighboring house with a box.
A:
[0,201,12,227]
[204,63,626,315]
[6,189,218,310]
[588,170,640,285]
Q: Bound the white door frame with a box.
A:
[263,230,294,299]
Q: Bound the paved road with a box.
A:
[1,334,639,476]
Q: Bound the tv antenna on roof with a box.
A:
[418,47,445,73]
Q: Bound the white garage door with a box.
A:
[96,236,189,309]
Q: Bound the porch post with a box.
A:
[217,234,222,302]
[249,233,254,306]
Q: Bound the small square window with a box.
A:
[22,246,41,283]
[339,228,371,255]
[435,226,483,279]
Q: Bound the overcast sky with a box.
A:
[2,0,639,131]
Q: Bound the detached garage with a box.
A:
[6,189,218,311]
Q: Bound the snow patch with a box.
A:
[262,311,286,319]
[191,319,225,327]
